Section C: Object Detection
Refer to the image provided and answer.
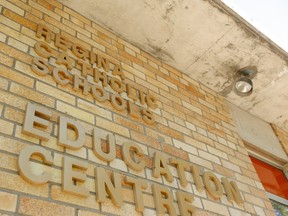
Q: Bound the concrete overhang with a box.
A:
[59,0,288,130]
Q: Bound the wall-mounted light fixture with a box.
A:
[234,66,257,97]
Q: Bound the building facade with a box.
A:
[0,0,287,215]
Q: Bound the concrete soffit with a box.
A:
[59,0,288,131]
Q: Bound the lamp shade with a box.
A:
[234,77,253,96]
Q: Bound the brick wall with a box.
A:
[0,0,275,215]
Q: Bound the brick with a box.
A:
[172,116,185,127]
[51,186,99,209]
[3,8,37,30]
[243,193,265,208]
[200,84,217,97]
[140,51,161,66]
[92,34,118,52]
[71,16,84,27]
[4,106,24,123]
[160,89,182,105]
[37,0,61,10]
[0,42,32,64]
[102,200,141,216]
[63,19,91,37]
[199,98,217,111]
[207,146,228,160]
[0,23,35,46]
[193,132,214,146]
[78,210,105,216]
[145,127,172,145]
[78,99,112,120]
[182,74,200,87]
[64,6,91,25]
[147,77,169,92]
[170,89,190,103]
[122,63,146,80]
[117,38,140,54]
[135,77,159,93]
[15,61,57,87]
[131,131,161,150]
[46,0,63,9]
[193,210,217,216]
[77,33,106,51]
[228,155,247,169]
[157,124,184,141]
[85,24,99,36]
[91,22,117,40]
[0,171,49,197]
[249,186,268,200]
[44,16,75,36]
[241,167,259,180]
[213,164,235,178]
[189,154,212,169]
[168,121,191,136]
[0,65,34,88]
[0,118,14,135]
[36,81,75,105]
[184,136,207,151]
[244,202,256,214]
[202,200,229,216]
[7,0,43,18]
[124,47,136,58]
[119,49,143,65]
[10,83,55,108]
[172,140,197,158]
[221,158,240,172]
[114,114,144,133]
[157,75,178,90]
[199,150,221,164]
[157,67,170,77]
[162,110,173,121]
[148,59,159,69]
[228,208,251,216]
[0,135,26,154]
[29,1,61,21]
[98,32,112,43]
[8,37,28,52]
[133,63,156,78]
[18,197,74,216]
[0,14,20,30]
[162,143,189,160]
[0,32,6,42]
[96,116,130,138]
[57,101,94,124]
[106,48,131,65]
[182,101,202,115]
[163,104,185,119]
[15,125,40,144]
[0,191,17,212]
[55,7,69,19]
[0,0,24,15]
[235,173,256,187]
[0,52,14,67]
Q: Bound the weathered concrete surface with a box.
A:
[60,0,288,130]
[230,103,288,163]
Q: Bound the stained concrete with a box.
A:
[230,103,288,163]
[60,0,288,130]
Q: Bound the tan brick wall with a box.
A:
[0,0,275,215]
